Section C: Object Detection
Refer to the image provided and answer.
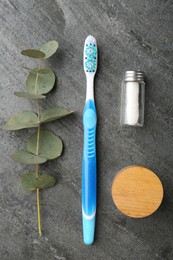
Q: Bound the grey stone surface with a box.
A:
[0,0,173,259]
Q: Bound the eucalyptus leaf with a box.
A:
[40,41,59,59]
[14,92,46,99]
[12,151,47,164]
[21,171,36,191]
[21,49,45,59]
[27,129,63,160]
[33,174,56,189]
[26,68,55,95]
[3,112,38,130]
[41,107,73,123]
[21,172,56,191]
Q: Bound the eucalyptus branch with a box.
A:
[3,41,74,236]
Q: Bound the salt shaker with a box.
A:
[120,71,145,127]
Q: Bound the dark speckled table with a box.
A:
[1,0,173,259]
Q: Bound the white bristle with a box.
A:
[85,35,97,46]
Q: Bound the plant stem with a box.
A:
[35,60,42,236]
[36,188,41,235]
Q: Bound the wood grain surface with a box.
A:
[0,0,173,259]
[112,166,164,218]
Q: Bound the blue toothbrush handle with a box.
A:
[82,100,97,245]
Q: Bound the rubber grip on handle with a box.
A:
[82,99,97,245]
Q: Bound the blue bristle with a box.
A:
[84,36,97,73]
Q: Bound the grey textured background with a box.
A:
[0,0,173,259]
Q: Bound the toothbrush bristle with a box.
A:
[83,35,97,73]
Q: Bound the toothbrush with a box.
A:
[82,35,98,245]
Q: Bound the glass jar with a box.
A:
[120,71,145,127]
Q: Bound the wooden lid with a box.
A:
[112,166,163,218]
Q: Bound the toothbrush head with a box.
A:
[83,35,98,74]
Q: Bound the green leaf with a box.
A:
[33,174,56,189]
[12,151,47,164]
[27,129,63,160]
[40,40,59,59]
[21,171,36,191]
[41,107,73,123]
[26,68,56,95]
[3,112,38,130]
[21,49,45,59]
[14,92,46,99]
[21,172,56,191]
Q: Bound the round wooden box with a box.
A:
[112,166,163,218]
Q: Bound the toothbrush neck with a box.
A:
[86,75,94,102]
